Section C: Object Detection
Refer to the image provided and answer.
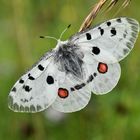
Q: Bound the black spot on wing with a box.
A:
[11,87,16,92]
[38,64,44,71]
[93,73,97,77]
[98,27,104,35]
[70,87,75,91]
[116,18,122,23]
[86,33,92,40]
[87,75,94,83]
[92,47,100,55]
[23,85,32,92]
[28,73,35,80]
[70,72,98,92]
[107,21,111,26]
[111,27,117,36]
[19,79,24,84]
[46,76,54,84]
[74,83,86,90]
[29,76,35,80]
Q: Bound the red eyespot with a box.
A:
[98,62,108,74]
[58,88,69,98]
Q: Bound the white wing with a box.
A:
[52,64,92,113]
[69,17,139,63]
[51,59,120,113]
[8,51,61,113]
[83,56,121,95]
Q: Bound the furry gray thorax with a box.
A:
[54,43,84,79]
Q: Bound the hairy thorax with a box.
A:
[54,43,84,79]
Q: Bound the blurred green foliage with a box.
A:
[0,0,140,140]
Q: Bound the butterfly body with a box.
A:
[54,41,84,79]
[8,17,139,113]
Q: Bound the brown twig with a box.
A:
[79,0,131,32]
[79,0,107,32]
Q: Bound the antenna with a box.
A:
[40,24,71,41]
[59,24,71,40]
[40,35,58,42]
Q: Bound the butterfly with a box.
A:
[8,17,139,113]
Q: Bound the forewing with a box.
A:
[8,51,60,113]
[70,17,139,63]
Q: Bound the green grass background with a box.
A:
[0,0,140,140]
